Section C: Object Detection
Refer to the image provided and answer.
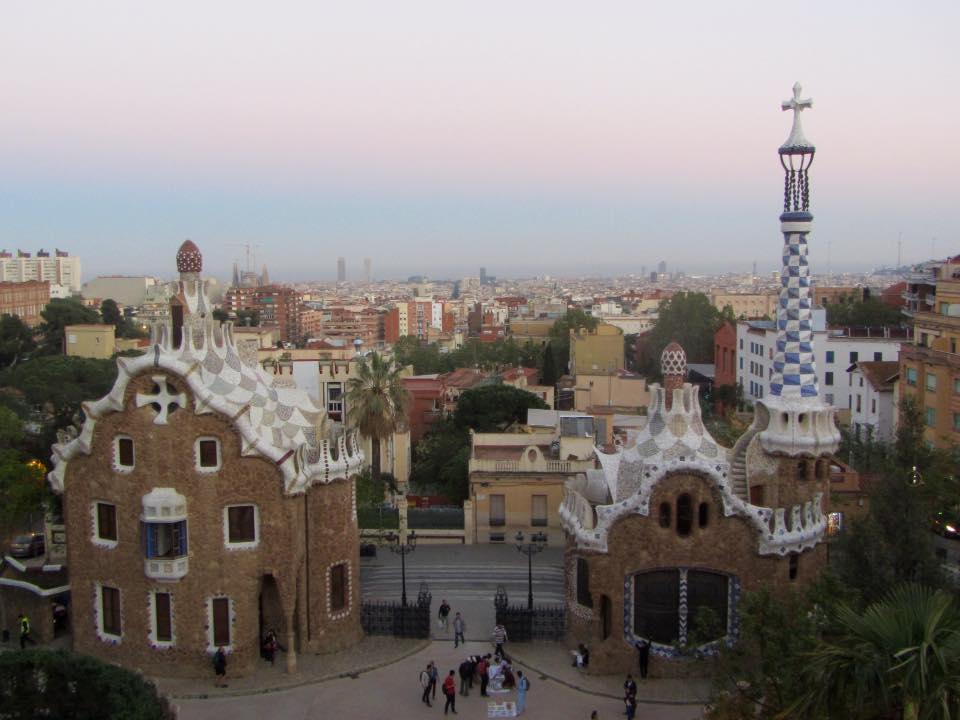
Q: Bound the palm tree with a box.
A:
[345,352,408,488]
[787,584,960,720]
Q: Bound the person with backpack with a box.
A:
[515,669,530,714]
[442,669,457,714]
[420,662,433,706]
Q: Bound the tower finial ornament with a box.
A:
[780,82,814,152]
[779,82,815,213]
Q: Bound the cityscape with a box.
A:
[0,3,958,720]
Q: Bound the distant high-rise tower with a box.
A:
[261,264,270,287]
[480,267,487,285]
[364,258,371,283]
[657,260,667,275]
[232,261,240,287]
[337,257,346,282]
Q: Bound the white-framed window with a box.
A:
[223,505,259,549]
[92,502,118,549]
[206,595,234,652]
[113,435,135,472]
[327,560,352,620]
[149,590,174,648]
[96,583,123,642]
[194,437,222,473]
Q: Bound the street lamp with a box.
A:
[515,530,547,610]
[385,530,417,607]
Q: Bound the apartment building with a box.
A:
[0,280,50,326]
[0,249,81,294]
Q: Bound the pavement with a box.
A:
[169,638,708,720]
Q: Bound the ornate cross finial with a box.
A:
[780,82,814,151]
[136,375,187,424]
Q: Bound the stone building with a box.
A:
[560,85,840,676]
[48,241,364,678]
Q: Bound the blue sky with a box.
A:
[1,1,957,281]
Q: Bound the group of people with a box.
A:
[417,621,531,715]
[260,628,285,665]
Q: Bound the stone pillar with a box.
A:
[284,627,298,674]
[397,495,409,544]
[462,499,474,545]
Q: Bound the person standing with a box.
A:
[477,655,489,697]
[453,612,466,648]
[624,673,637,704]
[212,647,228,687]
[637,640,649,679]
[492,622,508,658]
[420,662,433,706]
[442,669,457,714]
[625,693,637,720]
[438,599,451,632]
[515,670,530,715]
[18,613,35,649]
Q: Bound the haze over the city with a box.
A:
[1,0,956,281]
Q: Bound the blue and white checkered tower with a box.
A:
[759,83,840,457]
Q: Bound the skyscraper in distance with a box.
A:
[363,258,371,283]
[337,257,346,282]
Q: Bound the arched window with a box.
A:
[698,502,709,529]
[676,494,693,537]
[576,558,593,608]
[658,502,672,528]
[634,569,729,647]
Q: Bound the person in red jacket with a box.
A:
[442,669,458,714]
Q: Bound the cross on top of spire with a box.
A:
[780,82,814,153]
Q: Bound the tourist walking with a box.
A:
[212,646,228,687]
[420,662,433,706]
[442,669,458,714]
[624,673,637,704]
[438,599,451,632]
[458,658,473,696]
[492,622,508,658]
[18,613,35,649]
[429,659,439,701]
[453,612,466,648]
[515,670,530,714]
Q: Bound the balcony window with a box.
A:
[489,494,505,527]
[926,407,936,427]
[926,374,937,392]
[326,382,343,421]
[531,494,547,527]
[144,520,187,558]
[906,368,918,386]
[825,351,835,363]
[141,488,188,580]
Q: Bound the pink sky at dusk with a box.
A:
[0,1,957,280]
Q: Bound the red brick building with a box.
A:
[223,285,303,344]
[0,280,50,326]
[402,375,446,442]
[714,321,737,389]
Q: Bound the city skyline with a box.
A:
[1,1,956,282]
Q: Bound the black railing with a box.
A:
[361,583,432,638]
[494,587,565,641]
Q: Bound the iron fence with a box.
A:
[494,587,566,641]
[361,583,433,638]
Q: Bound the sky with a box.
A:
[1,1,957,283]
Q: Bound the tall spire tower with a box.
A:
[759,83,840,456]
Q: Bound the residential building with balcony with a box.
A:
[0,279,50,326]
[468,412,599,545]
[900,255,960,449]
[847,361,899,442]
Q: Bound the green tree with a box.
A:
[99,299,146,340]
[0,649,176,719]
[0,314,36,366]
[825,296,903,327]
[235,308,260,327]
[38,298,101,353]
[453,383,548,432]
[788,584,960,720]
[541,341,558,387]
[409,418,471,501]
[637,292,723,379]
[345,352,408,485]
[212,308,229,323]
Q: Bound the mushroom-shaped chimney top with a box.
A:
[176,239,202,273]
[661,341,687,379]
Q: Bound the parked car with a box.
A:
[9,533,45,558]
[932,511,960,540]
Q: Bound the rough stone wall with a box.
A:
[565,472,826,677]
[302,478,363,654]
[61,370,360,677]
[1,587,55,644]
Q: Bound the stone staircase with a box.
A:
[728,425,760,501]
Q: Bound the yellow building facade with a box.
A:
[569,323,625,376]
[64,324,116,358]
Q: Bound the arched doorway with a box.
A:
[258,574,284,645]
